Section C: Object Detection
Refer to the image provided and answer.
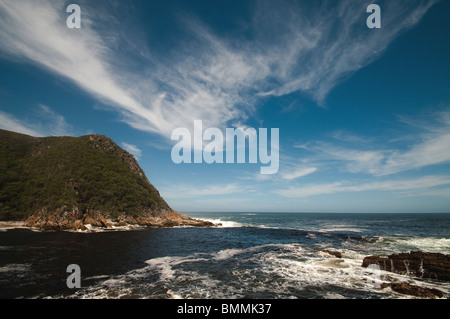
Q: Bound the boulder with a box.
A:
[99,217,110,228]
[362,251,450,281]
[381,282,444,298]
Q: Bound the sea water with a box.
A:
[0,212,449,299]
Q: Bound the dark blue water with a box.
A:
[0,213,449,299]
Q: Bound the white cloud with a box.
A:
[161,183,250,199]
[0,0,439,144]
[0,104,72,137]
[35,104,73,136]
[382,132,450,175]
[0,0,255,140]
[315,145,386,175]
[0,0,157,130]
[254,0,440,103]
[275,182,343,198]
[274,175,450,199]
[281,167,317,180]
[0,111,43,136]
[310,109,450,176]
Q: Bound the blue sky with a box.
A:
[0,0,449,213]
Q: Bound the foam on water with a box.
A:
[319,227,366,233]
[3,213,448,299]
[0,263,31,273]
[65,242,449,299]
[200,218,248,228]
[381,237,450,254]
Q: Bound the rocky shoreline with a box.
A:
[362,251,450,298]
[2,209,217,231]
[2,215,448,299]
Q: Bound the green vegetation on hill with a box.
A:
[0,129,170,221]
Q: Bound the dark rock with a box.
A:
[388,282,444,298]
[318,249,342,258]
[362,251,450,281]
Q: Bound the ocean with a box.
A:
[0,212,449,299]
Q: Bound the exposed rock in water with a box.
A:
[317,249,342,258]
[380,282,445,299]
[362,251,450,282]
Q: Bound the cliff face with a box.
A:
[0,129,213,230]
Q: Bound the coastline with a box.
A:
[1,212,449,299]
[0,215,218,232]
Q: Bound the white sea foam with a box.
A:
[0,263,31,273]
[199,218,247,228]
[84,275,110,281]
[320,227,365,233]
[145,256,179,281]
[318,223,367,233]
[166,289,183,299]
[382,237,450,254]
[67,242,450,299]
[102,278,127,287]
[324,293,346,299]
[213,248,245,260]
[62,223,148,233]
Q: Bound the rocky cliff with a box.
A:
[0,129,213,230]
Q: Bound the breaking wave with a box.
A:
[376,237,450,254]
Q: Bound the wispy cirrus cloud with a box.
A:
[274,175,450,198]
[381,129,450,176]
[254,0,440,103]
[308,109,450,176]
[0,0,439,142]
[0,0,157,132]
[275,108,450,200]
[0,104,73,137]
[160,183,252,199]
[0,111,43,136]
[280,167,318,181]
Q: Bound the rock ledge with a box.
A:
[362,251,450,282]
[24,209,216,231]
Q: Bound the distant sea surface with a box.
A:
[1,212,449,299]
